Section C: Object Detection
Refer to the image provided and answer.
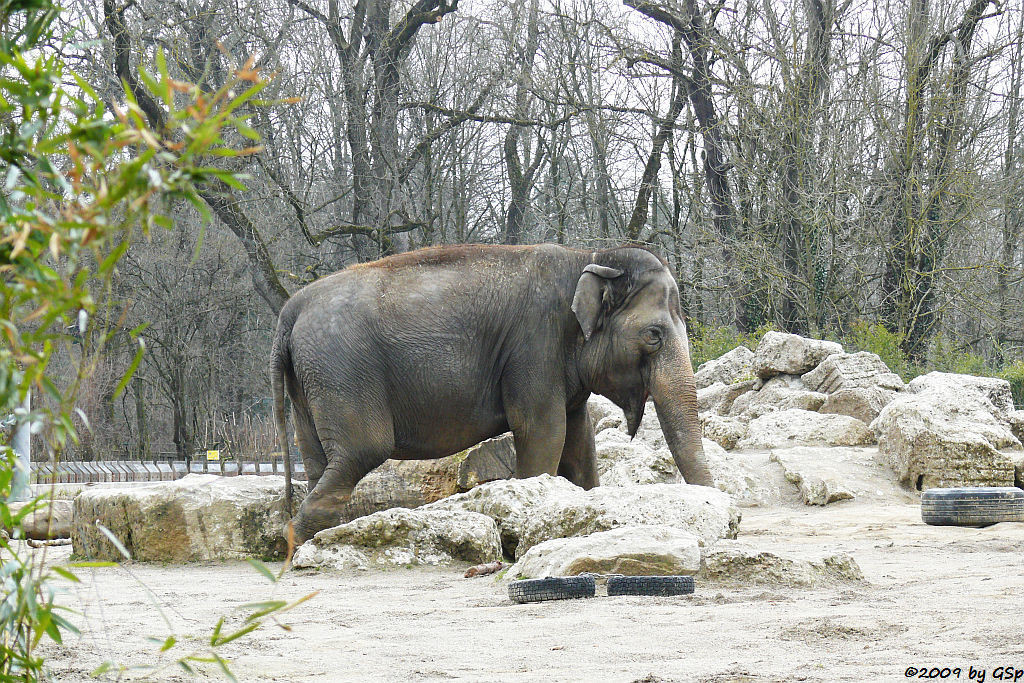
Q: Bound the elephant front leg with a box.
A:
[558,402,598,489]
[506,395,567,479]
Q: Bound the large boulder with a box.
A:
[423,474,581,557]
[7,499,73,540]
[507,526,700,579]
[695,346,755,389]
[72,475,305,561]
[334,435,516,522]
[699,540,864,587]
[801,351,904,394]
[737,409,874,450]
[698,380,757,416]
[291,508,501,570]
[729,375,827,420]
[517,483,739,558]
[751,332,843,380]
[872,372,1021,489]
[801,352,904,424]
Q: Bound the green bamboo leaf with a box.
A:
[242,600,286,622]
[212,653,238,683]
[246,559,276,584]
[210,616,224,646]
[90,662,114,678]
[95,523,131,560]
[51,566,80,583]
[112,336,145,400]
[212,620,259,646]
[97,239,129,276]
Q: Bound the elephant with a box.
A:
[271,244,712,543]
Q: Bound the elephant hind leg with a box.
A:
[291,401,394,544]
[291,400,327,491]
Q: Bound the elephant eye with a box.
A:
[642,326,663,348]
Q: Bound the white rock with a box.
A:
[1007,410,1024,444]
[594,414,625,433]
[699,540,864,587]
[587,394,622,426]
[292,508,500,569]
[423,474,581,556]
[595,426,631,446]
[632,400,667,450]
[819,386,899,424]
[699,380,757,416]
[907,372,1016,416]
[737,409,874,450]
[801,351,904,394]
[596,439,680,487]
[702,439,783,506]
[752,332,843,380]
[72,475,305,561]
[767,446,913,503]
[729,375,827,419]
[695,346,755,389]
[769,449,855,505]
[507,525,700,579]
[702,414,748,451]
[517,483,739,558]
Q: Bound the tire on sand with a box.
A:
[921,487,1024,527]
[508,576,596,604]
[607,575,695,597]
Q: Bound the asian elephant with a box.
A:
[271,244,712,543]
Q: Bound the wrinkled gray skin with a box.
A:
[271,244,712,543]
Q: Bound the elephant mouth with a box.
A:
[624,390,649,438]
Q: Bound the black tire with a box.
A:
[508,576,596,604]
[607,575,695,597]
[921,487,1024,527]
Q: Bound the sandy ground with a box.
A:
[27,469,1024,682]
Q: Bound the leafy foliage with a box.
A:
[997,361,1024,409]
[688,321,777,368]
[0,0,278,677]
[842,320,912,380]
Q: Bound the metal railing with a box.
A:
[27,459,307,484]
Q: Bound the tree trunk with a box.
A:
[504,0,543,245]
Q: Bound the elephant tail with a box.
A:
[271,323,295,520]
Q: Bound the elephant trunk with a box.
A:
[649,329,714,487]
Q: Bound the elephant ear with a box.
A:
[572,263,623,340]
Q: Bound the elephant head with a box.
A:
[572,249,713,486]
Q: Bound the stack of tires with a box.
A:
[508,575,695,604]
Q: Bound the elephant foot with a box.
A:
[289,490,353,547]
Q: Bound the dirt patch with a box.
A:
[29,497,1024,681]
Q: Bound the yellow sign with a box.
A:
[206,450,220,461]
